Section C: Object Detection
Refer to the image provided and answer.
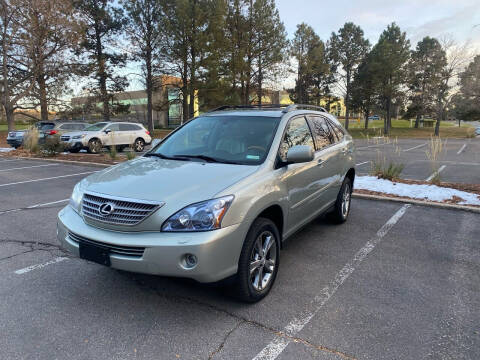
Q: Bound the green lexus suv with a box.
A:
[57,105,355,302]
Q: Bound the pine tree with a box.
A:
[329,22,370,129]
[369,23,410,135]
[75,0,128,122]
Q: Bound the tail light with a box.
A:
[145,130,150,135]
[49,130,58,135]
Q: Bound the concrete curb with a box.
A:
[353,192,480,214]
[0,156,114,168]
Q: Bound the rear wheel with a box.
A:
[87,139,102,154]
[133,138,145,152]
[329,177,352,224]
[235,218,280,303]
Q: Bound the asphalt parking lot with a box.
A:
[0,155,479,359]
[355,137,480,184]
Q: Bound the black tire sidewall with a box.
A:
[237,218,280,302]
[88,139,101,154]
[134,138,145,152]
[333,177,352,223]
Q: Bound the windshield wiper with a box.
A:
[174,154,240,164]
[144,152,187,161]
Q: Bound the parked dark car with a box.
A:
[6,121,87,148]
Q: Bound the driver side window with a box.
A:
[278,117,314,162]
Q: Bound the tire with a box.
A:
[87,138,102,154]
[329,177,353,224]
[133,138,145,152]
[235,218,280,303]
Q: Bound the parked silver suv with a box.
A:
[57,105,355,302]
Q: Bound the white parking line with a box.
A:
[457,144,466,155]
[356,161,370,166]
[252,204,411,360]
[0,164,59,172]
[425,165,446,181]
[0,198,69,215]
[403,143,427,152]
[0,171,95,187]
[14,257,68,275]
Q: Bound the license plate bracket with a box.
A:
[79,242,111,266]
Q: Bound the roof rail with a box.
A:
[207,104,289,113]
[282,104,327,113]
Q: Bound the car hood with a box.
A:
[83,157,258,205]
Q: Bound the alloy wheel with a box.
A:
[249,231,277,292]
[341,183,351,218]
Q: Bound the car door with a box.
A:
[307,115,343,205]
[102,123,120,145]
[277,116,320,232]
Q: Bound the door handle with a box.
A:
[317,158,326,167]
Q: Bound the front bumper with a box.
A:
[6,138,22,148]
[57,206,247,283]
[63,141,84,151]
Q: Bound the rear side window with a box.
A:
[328,120,345,142]
[120,124,142,131]
[278,116,314,162]
[106,124,120,131]
[307,116,335,150]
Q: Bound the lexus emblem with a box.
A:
[99,202,115,216]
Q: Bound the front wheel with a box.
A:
[329,177,352,224]
[235,218,280,303]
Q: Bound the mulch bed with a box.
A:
[0,148,127,165]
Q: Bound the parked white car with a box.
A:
[61,122,152,153]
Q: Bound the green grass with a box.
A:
[339,119,475,139]
[0,124,29,131]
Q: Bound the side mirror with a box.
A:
[286,145,314,164]
[104,129,111,134]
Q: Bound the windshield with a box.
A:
[151,115,280,165]
[84,122,108,131]
[34,123,55,130]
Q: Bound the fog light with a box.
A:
[184,254,197,269]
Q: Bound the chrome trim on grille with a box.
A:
[60,135,70,141]
[68,231,145,258]
[82,191,163,226]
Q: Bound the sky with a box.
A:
[78,0,480,96]
[276,0,480,47]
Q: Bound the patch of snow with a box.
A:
[356,176,480,206]
[0,148,14,152]
[80,149,87,153]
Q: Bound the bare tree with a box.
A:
[18,0,82,121]
[0,0,36,131]
[434,36,476,136]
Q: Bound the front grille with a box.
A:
[68,231,145,257]
[82,192,161,226]
[60,135,70,141]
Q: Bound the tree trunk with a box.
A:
[364,109,369,129]
[94,21,109,122]
[434,107,442,137]
[414,113,420,128]
[145,49,153,133]
[5,105,14,132]
[384,98,391,136]
[344,70,350,129]
[257,55,263,105]
[37,72,48,121]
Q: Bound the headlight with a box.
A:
[161,195,234,232]
[72,134,85,139]
[69,179,87,213]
